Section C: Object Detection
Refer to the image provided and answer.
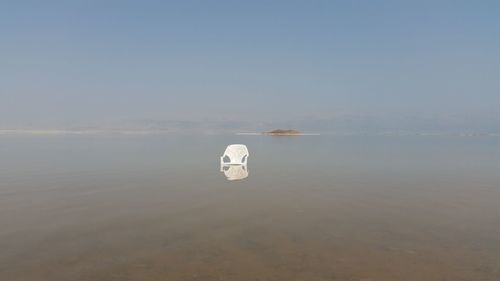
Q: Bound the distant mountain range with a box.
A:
[1,114,499,136]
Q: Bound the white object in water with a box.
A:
[221,164,249,181]
[220,144,249,166]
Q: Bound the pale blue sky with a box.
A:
[1,1,499,132]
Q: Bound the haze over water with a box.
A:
[1,135,499,281]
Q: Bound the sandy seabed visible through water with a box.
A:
[0,135,499,281]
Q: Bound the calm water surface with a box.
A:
[0,135,499,281]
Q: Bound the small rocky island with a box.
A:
[264,129,302,136]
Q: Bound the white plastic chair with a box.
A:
[220,144,249,167]
[221,164,249,181]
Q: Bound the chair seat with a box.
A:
[221,162,246,165]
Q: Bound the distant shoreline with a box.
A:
[235,129,320,136]
[236,132,321,136]
[0,129,498,137]
[0,129,171,136]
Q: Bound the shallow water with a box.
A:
[0,135,499,281]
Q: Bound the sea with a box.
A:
[0,135,499,281]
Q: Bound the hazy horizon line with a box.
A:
[1,128,499,137]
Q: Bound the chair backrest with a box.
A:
[222,144,249,164]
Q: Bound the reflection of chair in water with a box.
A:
[220,144,249,181]
[221,164,248,181]
[220,144,249,166]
